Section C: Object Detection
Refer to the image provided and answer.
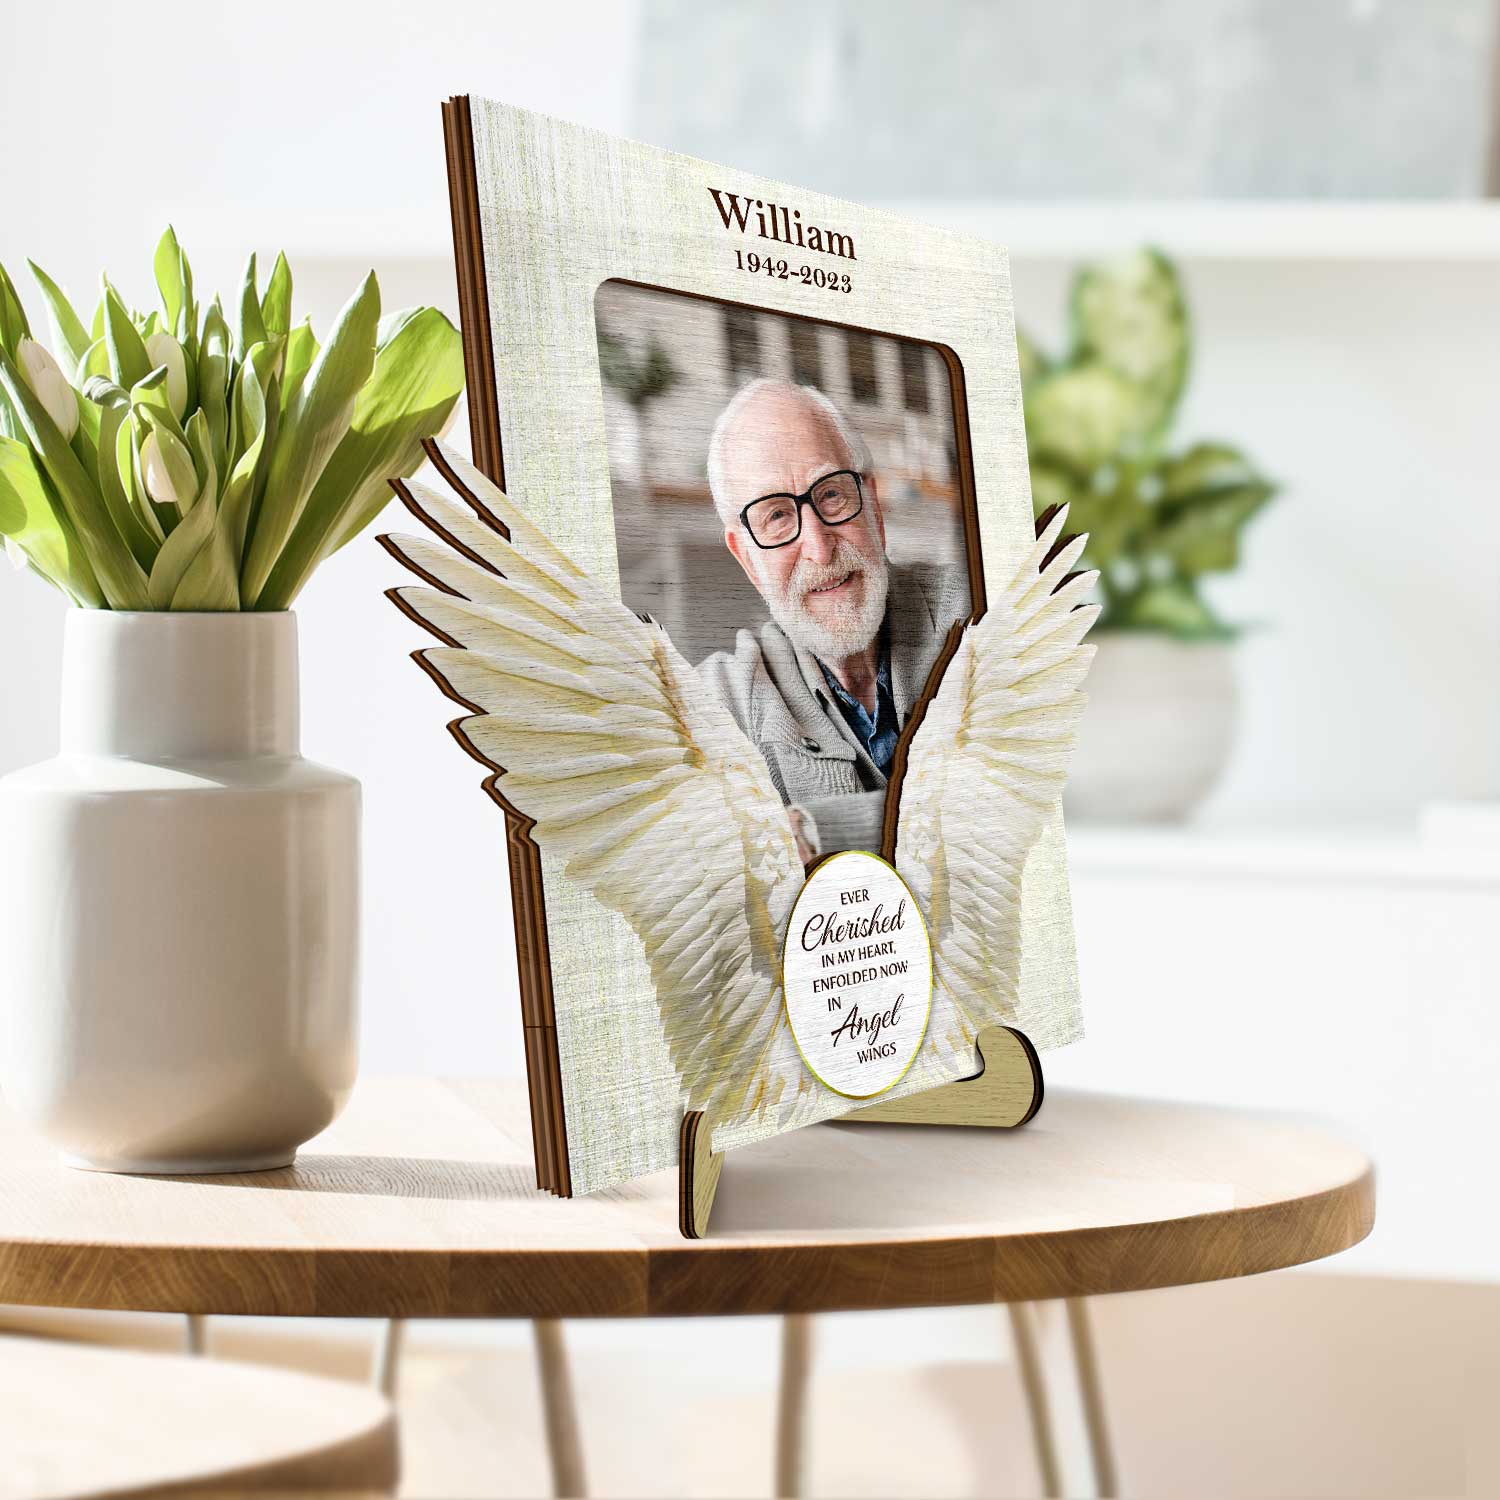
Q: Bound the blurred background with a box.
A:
[596,279,967,659]
[3,2,1498,1495]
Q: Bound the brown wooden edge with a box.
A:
[440,94,570,1197]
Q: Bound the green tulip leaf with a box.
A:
[27,262,91,373]
[238,253,266,354]
[92,391,158,571]
[240,272,380,605]
[217,364,270,562]
[199,301,232,473]
[0,434,104,605]
[0,262,32,359]
[148,480,220,609]
[262,252,293,341]
[256,306,462,608]
[0,344,149,608]
[280,318,320,410]
[74,337,111,384]
[102,281,152,389]
[117,417,163,546]
[171,480,240,611]
[185,408,218,495]
[153,227,197,355]
[154,228,185,334]
[130,365,188,450]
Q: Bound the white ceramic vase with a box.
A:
[1065,634,1237,823]
[0,610,359,1172]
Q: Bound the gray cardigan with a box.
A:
[695,561,971,854]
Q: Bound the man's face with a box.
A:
[720,392,889,663]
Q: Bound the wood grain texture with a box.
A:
[679,1111,724,1239]
[685,1027,1038,1238]
[0,1080,1373,1321]
[849,1024,1042,1127]
[0,1333,396,1498]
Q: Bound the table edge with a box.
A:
[0,1164,1375,1319]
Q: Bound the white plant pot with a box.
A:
[1065,633,1237,823]
[0,610,359,1173]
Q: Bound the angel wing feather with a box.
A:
[896,507,1099,1072]
[382,444,818,1131]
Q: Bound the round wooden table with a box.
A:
[0,1081,1374,1498]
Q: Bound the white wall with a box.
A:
[4,3,643,284]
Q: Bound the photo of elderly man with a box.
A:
[699,378,970,859]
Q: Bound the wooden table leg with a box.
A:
[1065,1298,1119,1499]
[533,1318,587,1499]
[183,1315,207,1356]
[1007,1299,1119,1499]
[774,1313,813,1498]
[1007,1303,1063,1499]
[373,1318,406,1398]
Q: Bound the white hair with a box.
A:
[705,378,872,525]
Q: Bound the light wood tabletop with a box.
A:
[0,1080,1373,1320]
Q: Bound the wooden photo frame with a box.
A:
[414,96,1088,1198]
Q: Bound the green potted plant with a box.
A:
[0,231,464,1172]
[1019,249,1275,821]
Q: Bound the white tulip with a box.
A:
[16,338,78,441]
[141,431,187,511]
[144,332,189,420]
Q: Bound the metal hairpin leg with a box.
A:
[183,1314,208,1356]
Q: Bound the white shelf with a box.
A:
[222,201,1500,272]
[873,199,1500,262]
[1066,821,1500,888]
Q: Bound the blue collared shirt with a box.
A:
[818,640,900,778]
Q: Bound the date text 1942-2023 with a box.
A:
[734,250,853,293]
[709,187,856,294]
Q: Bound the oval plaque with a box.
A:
[781,850,933,1098]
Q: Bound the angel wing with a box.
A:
[380,443,819,1131]
[896,507,1099,1073]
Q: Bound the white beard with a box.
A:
[761,537,890,664]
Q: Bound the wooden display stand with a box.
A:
[679,1025,1043,1238]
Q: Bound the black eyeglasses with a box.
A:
[738,470,864,550]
